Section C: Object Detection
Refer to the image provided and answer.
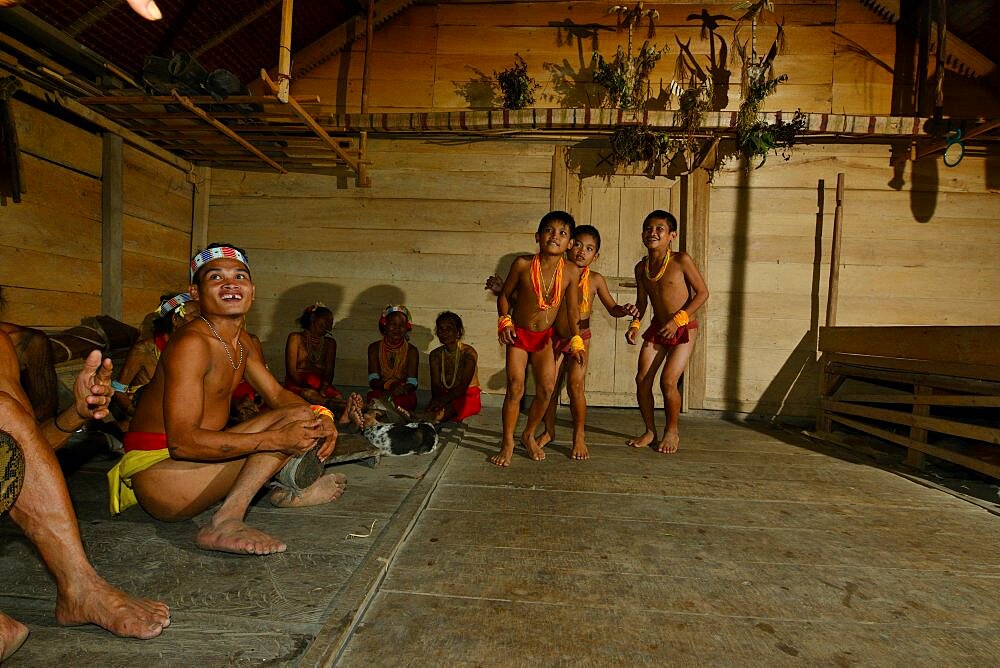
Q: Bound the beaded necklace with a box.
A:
[379,338,407,380]
[578,266,591,316]
[644,249,672,282]
[530,254,564,311]
[303,331,324,365]
[199,315,244,370]
[439,342,463,389]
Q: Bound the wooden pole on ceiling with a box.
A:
[933,0,946,116]
[358,0,375,187]
[171,90,288,173]
[277,0,294,103]
[825,173,845,327]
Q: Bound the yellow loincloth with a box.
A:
[107,448,170,516]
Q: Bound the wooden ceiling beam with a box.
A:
[192,0,283,58]
[170,90,288,174]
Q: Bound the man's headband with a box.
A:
[190,246,250,280]
[156,293,192,318]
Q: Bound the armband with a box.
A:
[406,377,418,387]
[568,335,586,354]
[628,318,641,331]
[672,310,690,327]
[497,314,513,335]
[310,405,334,421]
[367,372,381,382]
[54,410,80,434]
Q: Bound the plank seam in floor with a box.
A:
[296,428,464,667]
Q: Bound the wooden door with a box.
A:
[551,146,682,407]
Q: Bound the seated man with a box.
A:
[0,330,170,661]
[109,244,344,555]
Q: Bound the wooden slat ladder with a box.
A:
[815,325,1000,479]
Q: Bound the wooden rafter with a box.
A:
[170,90,288,173]
[192,0,283,58]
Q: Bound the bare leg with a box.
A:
[268,471,347,507]
[132,406,319,555]
[657,332,697,454]
[566,343,589,460]
[628,342,666,448]
[0,611,28,661]
[539,353,567,449]
[520,346,557,461]
[0,393,170,641]
[490,345,528,467]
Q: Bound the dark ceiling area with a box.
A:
[10,0,362,87]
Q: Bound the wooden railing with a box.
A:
[816,326,1000,479]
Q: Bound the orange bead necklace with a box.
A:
[530,254,564,311]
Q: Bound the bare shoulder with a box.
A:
[633,258,645,275]
[461,343,478,359]
[367,339,380,353]
[589,269,608,286]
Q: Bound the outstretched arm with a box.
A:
[626,262,648,345]
[594,273,640,319]
[39,349,115,450]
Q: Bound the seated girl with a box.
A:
[113,293,193,430]
[366,305,419,412]
[283,303,341,408]
[423,311,481,422]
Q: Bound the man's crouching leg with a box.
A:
[0,430,29,661]
[268,471,347,508]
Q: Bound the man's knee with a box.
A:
[506,378,526,399]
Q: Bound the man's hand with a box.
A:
[278,417,336,457]
[498,324,517,346]
[484,275,503,296]
[658,320,680,338]
[571,349,585,366]
[74,349,114,421]
[625,327,639,345]
[316,414,338,461]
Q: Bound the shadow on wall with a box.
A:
[752,180,826,420]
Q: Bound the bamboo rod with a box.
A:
[170,90,288,174]
[825,173,845,327]
[361,0,375,114]
[78,94,321,105]
[277,0,294,103]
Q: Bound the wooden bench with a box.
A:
[816,326,1000,479]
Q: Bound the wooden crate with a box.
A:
[816,326,1000,478]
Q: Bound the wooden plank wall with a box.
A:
[291,1,849,114]
[1,100,193,331]
[208,140,552,391]
[705,145,1000,416]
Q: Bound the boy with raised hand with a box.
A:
[541,225,639,460]
[626,210,709,454]
[492,211,584,467]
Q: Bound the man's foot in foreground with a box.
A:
[196,517,287,555]
[0,610,29,661]
[268,471,347,508]
[54,575,170,639]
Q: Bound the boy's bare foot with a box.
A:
[626,430,656,448]
[657,431,680,454]
[489,443,515,467]
[196,517,287,555]
[0,611,29,661]
[268,472,347,508]
[571,436,589,460]
[536,431,553,449]
[53,575,170,639]
[521,433,545,461]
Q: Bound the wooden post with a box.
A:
[361,0,375,114]
[190,165,211,259]
[101,132,123,320]
[934,0,946,116]
[825,173,845,327]
[907,385,931,469]
[683,167,710,411]
[277,0,294,103]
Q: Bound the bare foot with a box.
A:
[571,436,589,460]
[536,431,553,449]
[268,471,346,508]
[626,430,656,448]
[0,611,29,661]
[521,433,546,461]
[196,517,287,555]
[489,443,515,467]
[53,575,170,639]
[657,431,680,454]
[339,393,364,426]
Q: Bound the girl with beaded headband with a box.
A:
[420,311,481,423]
[366,304,420,412]
[625,210,709,455]
[283,302,343,410]
[112,292,195,429]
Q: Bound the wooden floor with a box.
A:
[2,408,999,666]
